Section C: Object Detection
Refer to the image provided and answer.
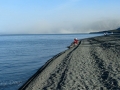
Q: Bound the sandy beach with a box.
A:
[19,34,120,90]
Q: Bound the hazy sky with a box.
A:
[0,0,120,34]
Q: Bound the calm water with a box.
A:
[0,34,102,90]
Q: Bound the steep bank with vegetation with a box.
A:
[90,27,120,34]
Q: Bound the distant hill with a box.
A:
[90,27,120,34]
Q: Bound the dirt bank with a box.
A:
[19,35,120,90]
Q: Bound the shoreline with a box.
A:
[19,41,81,90]
[19,35,120,90]
[19,49,70,90]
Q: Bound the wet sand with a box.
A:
[19,34,120,90]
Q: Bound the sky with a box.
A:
[0,0,120,34]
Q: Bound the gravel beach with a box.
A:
[19,35,120,90]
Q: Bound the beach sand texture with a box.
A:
[19,35,120,90]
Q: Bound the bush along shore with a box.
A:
[19,34,120,90]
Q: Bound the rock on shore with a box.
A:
[19,35,120,90]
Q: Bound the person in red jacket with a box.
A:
[73,38,79,45]
[68,38,79,48]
